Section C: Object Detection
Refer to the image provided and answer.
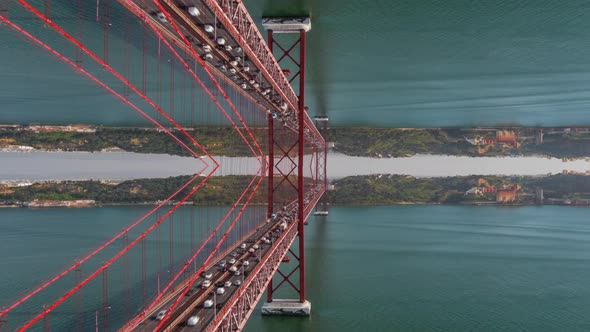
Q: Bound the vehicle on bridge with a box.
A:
[155,310,168,321]
[187,315,200,326]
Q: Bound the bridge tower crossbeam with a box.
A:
[261,17,312,316]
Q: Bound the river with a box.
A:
[244,205,590,332]
[1,151,589,181]
[3,0,590,127]
[2,0,590,331]
[2,206,590,331]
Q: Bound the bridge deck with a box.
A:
[127,211,294,331]
[123,0,296,130]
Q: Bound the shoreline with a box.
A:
[1,201,584,209]
[0,201,269,209]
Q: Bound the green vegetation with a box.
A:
[520,136,590,159]
[329,174,590,205]
[0,175,304,206]
[2,176,266,205]
[3,125,590,159]
[0,127,270,157]
[330,127,590,158]
[2,174,588,207]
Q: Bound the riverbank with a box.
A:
[0,175,300,207]
[331,127,590,158]
[0,124,267,157]
[4,124,590,160]
[329,174,590,205]
[2,174,589,208]
[1,200,205,208]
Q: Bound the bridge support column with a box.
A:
[266,111,274,303]
[314,117,329,216]
[262,18,312,317]
[261,299,311,316]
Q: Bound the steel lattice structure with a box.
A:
[0,0,327,331]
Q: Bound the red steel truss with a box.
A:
[0,11,215,325]
[206,186,324,331]
[194,8,328,330]
[266,28,310,304]
[201,0,299,118]
[201,0,323,142]
[0,0,327,330]
[316,119,329,213]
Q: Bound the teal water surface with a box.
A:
[2,1,590,127]
[2,206,590,331]
[2,1,590,331]
[0,206,263,331]
[245,205,590,332]
[247,0,590,127]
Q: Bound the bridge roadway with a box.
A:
[119,0,324,141]
[130,210,296,331]
[122,0,292,127]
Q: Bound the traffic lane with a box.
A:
[175,234,277,331]
[161,222,278,330]
[138,221,275,329]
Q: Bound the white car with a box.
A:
[216,287,225,295]
[243,260,250,267]
[229,259,236,265]
[187,6,201,17]
[202,280,211,288]
[204,299,214,308]
[155,310,167,321]
[229,266,238,273]
[261,237,267,242]
[248,248,255,253]
[224,281,232,287]
[240,243,247,249]
[156,12,167,23]
[253,244,259,250]
[264,239,271,244]
[204,272,213,280]
[187,315,200,326]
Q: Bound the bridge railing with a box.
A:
[204,184,324,331]
[202,0,300,124]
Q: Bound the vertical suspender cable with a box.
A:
[123,232,130,319]
[170,56,175,118]
[102,0,109,64]
[102,269,109,332]
[43,0,51,20]
[142,24,147,94]
[157,37,162,122]
[141,238,146,307]
[74,265,83,332]
[191,60,195,127]
[75,0,84,65]
[169,214,174,278]
[124,9,130,98]
[157,211,162,295]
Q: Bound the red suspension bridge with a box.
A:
[0,0,327,331]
